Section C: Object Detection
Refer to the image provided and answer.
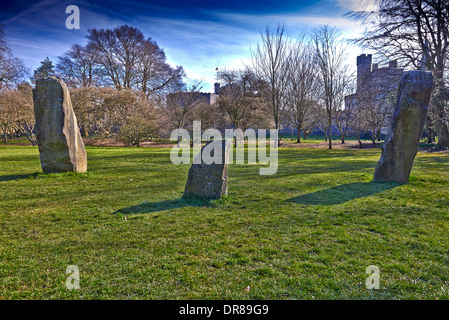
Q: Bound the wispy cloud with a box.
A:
[209,11,365,38]
[1,0,369,91]
[334,0,377,12]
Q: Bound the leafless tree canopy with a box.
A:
[312,25,352,149]
[56,44,99,88]
[0,82,34,144]
[284,38,322,143]
[0,25,27,89]
[57,25,185,98]
[161,81,206,133]
[216,68,269,135]
[251,24,291,145]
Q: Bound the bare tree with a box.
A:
[135,39,185,98]
[334,74,355,144]
[56,44,99,88]
[0,83,34,144]
[216,68,268,144]
[70,86,158,144]
[357,80,398,145]
[302,102,326,140]
[251,24,290,146]
[0,25,27,89]
[0,89,19,143]
[160,81,205,138]
[70,86,99,139]
[186,101,219,133]
[117,94,157,147]
[350,101,369,148]
[312,25,350,149]
[284,40,321,143]
[15,82,36,145]
[349,0,449,148]
[86,25,184,96]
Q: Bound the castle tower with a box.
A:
[357,54,372,88]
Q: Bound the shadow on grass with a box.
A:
[287,181,402,205]
[0,173,40,182]
[114,196,212,215]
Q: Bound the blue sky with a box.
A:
[0,0,376,92]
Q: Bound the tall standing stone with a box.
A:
[183,139,230,199]
[33,76,87,173]
[373,71,433,183]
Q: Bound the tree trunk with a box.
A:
[279,126,285,147]
[328,117,332,149]
[427,128,434,143]
[426,115,435,143]
[426,114,432,143]
[275,121,280,148]
[437,124,449,148]
[427,130,433,143]
[25,133,37,146]
[433,73,449,148]
[296,128,301,143]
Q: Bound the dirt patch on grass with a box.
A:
[85,138,175,148]
[280,140,381,149]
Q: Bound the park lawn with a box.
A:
[0,145,449,300]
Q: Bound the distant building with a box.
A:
[345,54,404,134]
[214,82,232,95]
[346,54,404,108]
[167,91,218,106]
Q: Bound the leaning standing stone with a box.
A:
[373,71,433,183]
[33,76,87,173]
[183,139,230,199]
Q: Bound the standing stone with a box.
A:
[373,71,433,183]
[183,139,230,199]
[33,76,87,173]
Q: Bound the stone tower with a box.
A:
[357,54,372,88]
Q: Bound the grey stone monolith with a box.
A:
[33,76,87,173]
[373,71,433,183]
[183,139,230,199]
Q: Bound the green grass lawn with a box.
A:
[1,145,449,299]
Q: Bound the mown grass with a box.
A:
[0,145,448,300]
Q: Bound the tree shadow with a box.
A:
[113,197,212,215]
[0,173,40,182]
[287,181,402,206]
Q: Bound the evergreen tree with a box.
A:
[33,57,55,80]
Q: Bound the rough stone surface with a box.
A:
[373,71,433,183]
[183,139,230,199]
[33,76,87,173]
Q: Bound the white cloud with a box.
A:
[211,11,365,37]
[334,0,377,12]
